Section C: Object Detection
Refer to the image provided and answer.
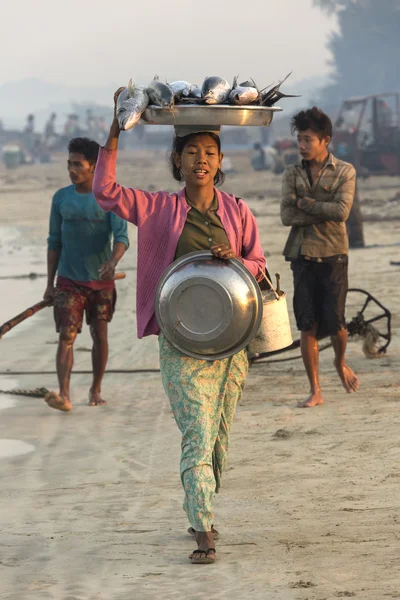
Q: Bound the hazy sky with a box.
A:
[2,0,335,88]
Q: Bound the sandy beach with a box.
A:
[0,151,399,600]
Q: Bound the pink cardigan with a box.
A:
[93,148,267,338]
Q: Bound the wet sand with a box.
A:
[0,152,399,599]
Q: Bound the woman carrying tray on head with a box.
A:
[93,88,267,565]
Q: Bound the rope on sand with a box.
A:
[0,323,385,392]
[0,369,161,376]
[0,387,50,398]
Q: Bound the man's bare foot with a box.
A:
[297,390,324,408]
[335,361,359,393]
[188,531,216,563]
[44,391,72,412]
[88,389,107,406]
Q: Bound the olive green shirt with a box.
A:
[174,194,230,259]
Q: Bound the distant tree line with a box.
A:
[314,0,400,104]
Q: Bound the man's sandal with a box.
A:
[187,526,219,540]
[190,548,216,564]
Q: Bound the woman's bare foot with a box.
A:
[188,531,216,564]
[297,390,324,408]
[335,361,359,393]
[88,389,107,406]
[44,391,72,412]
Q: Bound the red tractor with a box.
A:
[333,93,400,176]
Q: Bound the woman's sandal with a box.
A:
[187,525,219,540]
[190,548,216,564]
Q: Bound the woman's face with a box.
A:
[174,134,223,187]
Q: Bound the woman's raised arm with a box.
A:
[93,88,160,226]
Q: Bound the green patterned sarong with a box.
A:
[159,333,248,532]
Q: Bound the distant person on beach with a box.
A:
[44,113,57,139]
[23,114,37,156]
[43,137,129,412]
[86,109,97,139]
[280,107,359,408]
[42,113,59,156]
[24,114,35,134]
[64,114,81,138]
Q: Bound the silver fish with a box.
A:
[178,85,202,104]
[177,97,202,105]
[238,79,257,88]
[260,71,293,106]
[116,80,149,131]
[170,80,194,100]
[147,76,174,108]
[189,85,202,99]
[229,76,259,105]
[264,91,301,107]
[201,76,231,105]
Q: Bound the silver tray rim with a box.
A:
[155,250,263,360]
[139,104,282,126]
[145,104,282,112]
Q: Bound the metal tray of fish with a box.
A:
[155,250,263,360]
[140,105,282,127]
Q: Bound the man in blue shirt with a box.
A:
[44,137,129,412]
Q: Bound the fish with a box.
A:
[260,71,294,106]
[147,76,175,108]
[177,85,202,104]
[238,79,258,88]
[116,80,149,131]
[201,76,231,105]
[229,76,260,105]
[263,91,301,107]
[170,80,198,101]
[189,85,202,99]
[177,97,203,104]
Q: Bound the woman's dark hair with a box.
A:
[68,137,100,164]
[291,106,333,139]
[168,132,225,186]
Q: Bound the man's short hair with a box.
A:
[68,137,100,164]
[291,107,333,139]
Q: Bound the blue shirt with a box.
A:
[47,185,129,282]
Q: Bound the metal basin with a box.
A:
[155,250,263,360]
[140,105,281,127]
